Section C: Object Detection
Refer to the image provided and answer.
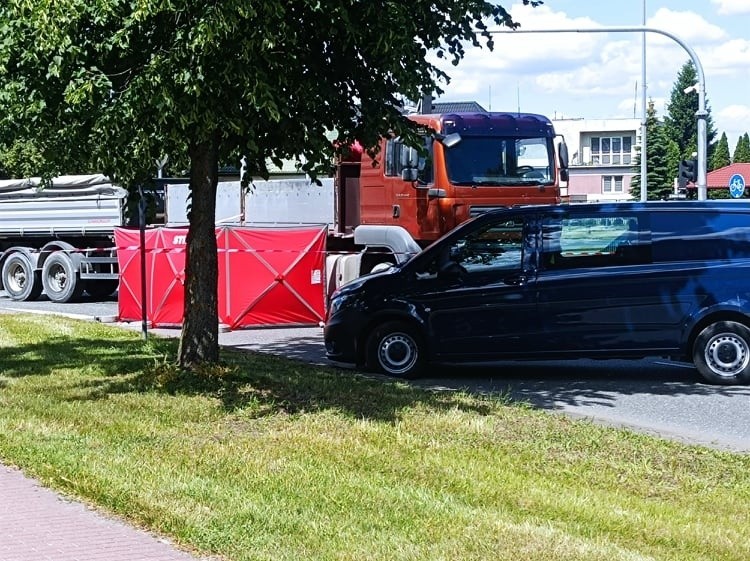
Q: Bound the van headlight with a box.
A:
[328,293,353,317]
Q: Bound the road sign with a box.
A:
[729,173,746,198]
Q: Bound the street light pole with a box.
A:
[640,1,648,202]
[487,26,708,200]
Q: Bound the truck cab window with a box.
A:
[417,136,434,185]
[385,137,431,181]
[384,138,399,176]
[445,136,554,186]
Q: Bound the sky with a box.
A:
[431,0,750,152]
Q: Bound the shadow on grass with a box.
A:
[0,334,172,379]
[143,346,498,422]
[5,317,750,425]
[0,324,494,422]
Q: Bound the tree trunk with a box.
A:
[178,132,221,368]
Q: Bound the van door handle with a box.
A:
[392,205,400,218]
[504,274,527,286]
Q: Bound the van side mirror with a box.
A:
[438,260,466,281]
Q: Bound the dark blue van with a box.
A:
[324,201,750,385]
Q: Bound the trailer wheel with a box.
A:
[84,279,119,299]
[1,252,42,301]
[42,251,83,303]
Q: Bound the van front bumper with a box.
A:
[324,317,359,364]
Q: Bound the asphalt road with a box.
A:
[2,290,749,453]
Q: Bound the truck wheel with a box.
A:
[365,320,425,379]
[1,253,42,301]
[42,251,83,303]
[693,321,750,385]
[84,279,119,299]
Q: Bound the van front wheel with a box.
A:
[365,321,424,379]
[693,321,750,385]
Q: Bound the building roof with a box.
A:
[706,163,750,188]
[432,101,487,113]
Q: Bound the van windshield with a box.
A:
[445,136,554,186]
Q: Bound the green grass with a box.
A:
[0,312,748,561]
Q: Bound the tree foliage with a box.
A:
[710,132,731,171]
[0,0,537,367]
[630,101,676,200]
[663,61,717,172]
[734,132,750,163]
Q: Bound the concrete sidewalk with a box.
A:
[0,464,215,561]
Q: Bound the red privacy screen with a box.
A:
[115,225,327,328]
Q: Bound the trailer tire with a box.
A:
[42,251,83,303]
[1,252,42,301]
[84,279,119,299]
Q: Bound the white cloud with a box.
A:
[647,8,728,45]
[716,105,750,150]
[711,0,750,15]
[432,2,750,140]
[699,39,750,74]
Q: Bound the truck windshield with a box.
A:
[445,136,554,186]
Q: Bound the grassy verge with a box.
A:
[0,313,748,561]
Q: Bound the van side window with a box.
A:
[416,216,526,279]
[652,212,750,261]
[450,217,525,273]
[542,213,651,269]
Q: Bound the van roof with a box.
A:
[517,200,750,213]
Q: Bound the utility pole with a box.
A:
[487,26,708,200]
[640,1,647,201]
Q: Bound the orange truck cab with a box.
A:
[348,112,568,245]
[330,111,569,281]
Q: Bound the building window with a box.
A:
[591,136,632,165]
[603,175,624,193]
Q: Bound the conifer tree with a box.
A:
[734,133,750,163]
[664,61,717,172]
[710,132,731,171]
[630,101,675,200]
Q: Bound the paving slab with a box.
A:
[0,464,216,561]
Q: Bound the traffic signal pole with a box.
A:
[487,26,708,200]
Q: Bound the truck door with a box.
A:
[359,136,440,242]
[358,139,393,227]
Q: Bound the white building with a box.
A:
[552,117,640,202]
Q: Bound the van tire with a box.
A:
[42,251,84,303]
[1,252,42,301]
[693,321,750,385]
[365,321,424,379]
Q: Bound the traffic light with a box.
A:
[678,158,698,189]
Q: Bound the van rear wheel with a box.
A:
[365,321,424,379]
[693,321,750,385]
